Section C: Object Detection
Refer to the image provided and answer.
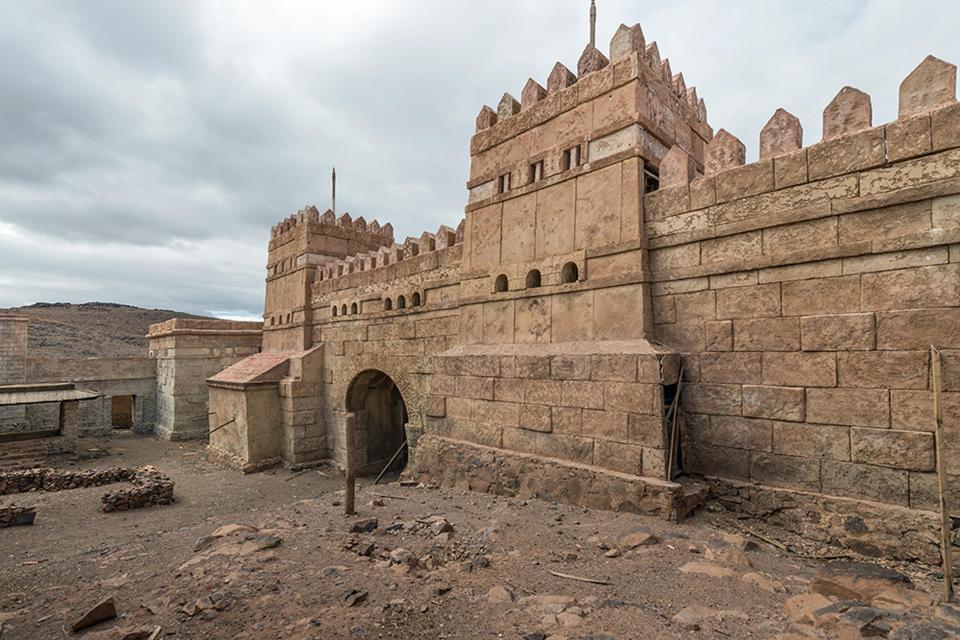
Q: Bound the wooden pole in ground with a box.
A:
[665,365,685,482]
[932,345,954,602]
[344,412,357,516]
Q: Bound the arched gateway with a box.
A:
[345,370,408,475]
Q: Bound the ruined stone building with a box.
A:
[3,21,960,564]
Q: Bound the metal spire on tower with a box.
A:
[590,0,596,47]
[332,167,336,215]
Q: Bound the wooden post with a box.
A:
[344,412,357,516]
[932,345,954,602]
[665,365,685,482]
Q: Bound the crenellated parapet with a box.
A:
[645,54,959,222]
[269,205,395,244]
[314,220,464,286]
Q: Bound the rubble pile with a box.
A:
[101,466,175,512]
[0,465,174,514]
[0,505,36,528]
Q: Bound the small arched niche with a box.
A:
[331,305,338,317]
[350,302,358,315]
[561,262,579,283]
[525,269,542,288]
[397,295,406,309]
[412,292,422,307]
[384,298,393,311]
[340,304,347,316]
[494,274,509,293]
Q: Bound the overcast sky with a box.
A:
[1,0,957,319]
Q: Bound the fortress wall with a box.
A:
[646,67,960,513]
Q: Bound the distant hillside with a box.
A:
[1,302,211,358]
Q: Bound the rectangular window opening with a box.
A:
[644,163,660,193]
[528,160,544,184]
[497,172,512,194]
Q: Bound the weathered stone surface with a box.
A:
[822,86,872,140]
[659,146,696,187]
[521,78,546,111]
[577,45,609,77]
[609,23,644,61]
[72,597,117,632]
[800,313,875,351]
[742,385,804,422]
[850,427,934,471]
[899,55,957,118]
[546,62,576,94]
[806,388,889,428]
[476,106,497,132]
[809,561,912,600]
[760,108,803,159]
[704,129,746,176]
[497,93,520,120]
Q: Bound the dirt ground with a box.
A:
[0,433,952,640]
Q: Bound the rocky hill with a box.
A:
[0,302,210,358]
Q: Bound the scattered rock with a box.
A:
[808,561,912,601]
[679,562,737,579]
[212,523,255,537]
[741,572,785,593]
[619,531,659,550]
[344,590,368,607]
[349,518,378,534]
[429,517,453,535]
[604,548,621,558]
[487,585,515,605]
[72,596,117,632]
[784,593,833,624]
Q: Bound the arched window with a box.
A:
[494,274,508,292]
[397,295,406,309]
[525,269,542,288]
[561,262,579,283]
[412,292,421,307]
[384,298,393,311]
[351,302,358,315]
[332,305,338,317]
[341,304,347,316]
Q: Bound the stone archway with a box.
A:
[345,369,409,476]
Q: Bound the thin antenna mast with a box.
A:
[332,167,337,214]
[589,0,596,47]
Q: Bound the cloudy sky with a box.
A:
[1,0,957,319]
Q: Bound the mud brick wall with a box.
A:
[647,72,960,511]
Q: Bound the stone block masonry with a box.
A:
[0,315,28,385]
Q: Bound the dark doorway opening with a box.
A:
[345,370,408,476]
[111,395,135,429]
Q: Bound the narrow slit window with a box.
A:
[332,306,338,317]
[528,160,544,184]
[562,145,582,171]
[341,304,347,316]
[497,172,512,194]
[644,163,660,193]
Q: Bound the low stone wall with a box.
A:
[413,434,692,520]
[0,465,174,513]
[706,477,948,565]
[0,506,35,527]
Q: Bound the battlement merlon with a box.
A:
[467,23,712,200]
[269,204,394,247]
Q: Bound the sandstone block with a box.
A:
[497,93,520,120]
[520,78,546,111]
[550,355,591,380]
[821,460,909,506]
[476,106,497,132]
[886,114,932,162]
[850,427,935,472]
[742,385,804,422]
[800,313,876,351]
[705,320,733,352]
[659,146,696,187]
[516,356,550,379]
[686,414,772,452]
[581,409,628,441]
[590,354,636,381]
[932,102,960,151]
[502,426,537,454]
[523,379,562,406]
[838,200,932,245]
[890,390,960,432]
[702,231,762,266]
[604,382,656,414]
[682,383,741,416]
[837,351,928,390]
[535,432,593,465]
[774,149,808,189]
[577,44,609,77]
[861,264,960,311]
[772,421,850,460]
[519,404,552,433]
[609,23,645,61]
[560,380,605,410]
[686,442,750,480]
[762,217,837,256]
[808,127,885,181]
[689,176,717,210]
[551,406,582,435]
[628,413,664,447]
[699,352,762,385]
[822,86,872,140]
[806,388,889,428]
[493,378,523,403]
[733,318,800,351]
[547,62,576,94]
[715,160,775,203]
[760,108,803,159]
[704,129,746,176]
[761,351,836,387]
[594,439,642,475]
[899,55,957,118]
[716,283,780,319]
[933,194,960,228]
[877,308,960,349]
[750,452,821,491]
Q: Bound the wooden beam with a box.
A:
[932,345,954,602]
